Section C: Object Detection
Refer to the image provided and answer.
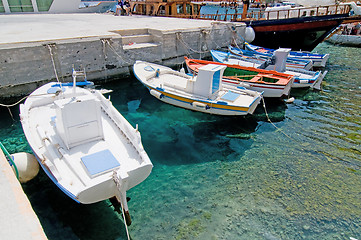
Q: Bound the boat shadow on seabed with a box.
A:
[125,96,287,166]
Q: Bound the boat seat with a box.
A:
[221,91,240,102]
[81,149,120,178]
[250,76,262,82]
[54,95,104,149]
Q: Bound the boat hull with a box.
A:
[146,86,261,116]
[185,57,294,98]
[289,70,326,89]
[211,50,326,90]
[326,34,361,47]
[20,82,152,205]
[229,46,312,70]
[133,61,263,116]
[245,43,330,68]
[245,14,348,51]
[222,78,292,98]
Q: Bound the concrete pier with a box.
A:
[0,149,47,240]
[0,13,246,98]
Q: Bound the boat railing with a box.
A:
[199,4,351,21]
[131,0,164,2]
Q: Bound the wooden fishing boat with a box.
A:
[244,42,330,68]
[228,45,313,70]
[133,61,262,116]
[184,57,294,98]
[19,69,152,226]
[211,49,327,90]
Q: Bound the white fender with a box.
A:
[285,97,295,104]
[149,89,164,99]
[192,101,208,109]
[11,152,39,183]
[244,26,255,43]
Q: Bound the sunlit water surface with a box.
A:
[0,43,360,240]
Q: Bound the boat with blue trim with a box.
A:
[19,68,152,226]
[211,49,327,90]
[244,42,329,68]
[133,60,263,116]
[228,45,313,70]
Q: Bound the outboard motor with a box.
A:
[258,55,276,69]
[258,48,290,72]
[273,48,290,72]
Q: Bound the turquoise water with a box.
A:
[0,42,360,239]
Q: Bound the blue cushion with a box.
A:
[221,91,240,101]
[81,149,120,177]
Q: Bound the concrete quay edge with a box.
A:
[0,149,48,240]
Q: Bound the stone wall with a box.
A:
[0,22,246,98]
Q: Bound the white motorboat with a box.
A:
[133,61,263,116]
[19,69,152,226]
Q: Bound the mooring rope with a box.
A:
[0,96,28,108]
[112,171,131,240]
[207,25,223,50]
[175,33,193,57]
[47,44,61,83]
[232,36,243,51]
[227,24,250,50]
[261,97,298,144]
[0,95,28,121]
[176,32,209,55]
[102,39,133,65]
[0,92,60,121]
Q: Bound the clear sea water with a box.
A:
[0,42,360,240]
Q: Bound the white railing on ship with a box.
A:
[198,4,351,21]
